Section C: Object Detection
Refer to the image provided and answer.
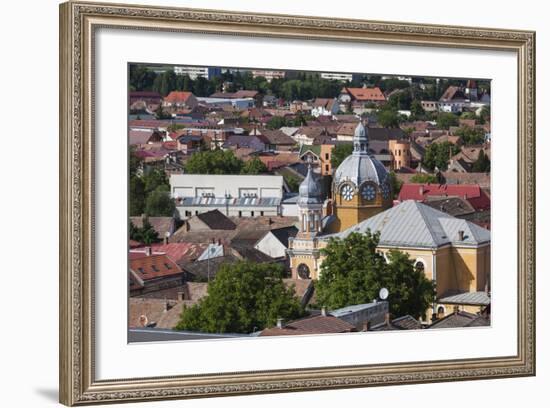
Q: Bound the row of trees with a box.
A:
[130,64,490,103]
[184,149,268,175]
[129,150,176,217]
[176,232,436,334]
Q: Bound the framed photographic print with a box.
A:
[59,1,536,405]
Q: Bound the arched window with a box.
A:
[414,259,426,273]
[437,306,445,319]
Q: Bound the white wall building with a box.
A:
[170,174,284,219]
[320,72,353,82]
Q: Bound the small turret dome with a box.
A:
[334,122,389,186]
[298,165,322,205]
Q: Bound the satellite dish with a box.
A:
[379,287,389,300]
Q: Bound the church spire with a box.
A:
[353,120,369,156]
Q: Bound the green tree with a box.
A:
[383,250,437,320]
[472,149,491,172]
[410,173,438,184]
[129,175,146,216]
[479,105,491,123]
[388,171,403,199]
[331,143,354,168]
[377,109,401,128]
[132,217,160,245]
[143,168,170,195]
[317,232,436,320]
[266,116,287,130]
[176,261,305,333]
[284,174,301,193]
[410,100,425,119]
[145,185,176,217]
[436,112,459,129]
[423,142,460,171]
[454,126,485,145]
[240,157,268,174]
[184,149,244,174]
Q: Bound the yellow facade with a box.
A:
[326,184,393,233]
[291,240,491,320]
[388,139,411,170]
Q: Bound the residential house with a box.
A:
[370,315,423,331]
[259,310,356,336]
[162,91,198,109]
[129,253,184,296]
[129,129,164,146]
[254,225,299,259]
[311,98,339,117]
[428,310,490,329]
[338,86,386,111]
[129,215,180,241]
[397,183,491,212]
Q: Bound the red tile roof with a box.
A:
[260,314,355,336]
[398,183,490,211]
[129,254,183,281]
[164,91,194,104]
[150,242,208,264]
[343,87,386,102]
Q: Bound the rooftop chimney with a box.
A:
[458,230,465,241]
[145,246,152,257]
[276,318,284,329]
[321,307,327,317]
[363,321,371,332]
[419,185,424,195]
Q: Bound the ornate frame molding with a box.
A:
[59,1,535,405]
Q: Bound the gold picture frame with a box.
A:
[59,1,536,405]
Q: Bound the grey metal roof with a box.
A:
[329,301,383,317]
[333,122,389,187]
[298,166,322,205]
[334,153,389,186]
[178,196,281,207]
[438,291,491,306]
[324,200,490,249]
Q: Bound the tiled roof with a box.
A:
[181,254,240,280]
[370,315,422,331]
[343,87,386,101]
[260,129,296,146]
[423,196,475,217]
[149,242,208,264]
[327,200,490,249]
[336,123,406,140]
[196,210,237,230]
[283,278,315,306]
[129,254,183,281]
[439,86,466,102]
[164,91,194,104]
[259,314,355,336]
[130,216,176,238]
[428,311,490,329]
[398,183,491,211]
[129,297,179,329]
[129,129,156,145]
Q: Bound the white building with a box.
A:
[173,66,221,80]
[320,72,353,82]
[170,174,284,219]
[196,97,255,109]
[251,70,286,82]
